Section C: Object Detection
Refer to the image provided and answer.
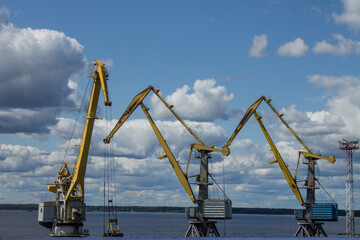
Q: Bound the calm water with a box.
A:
[0,210,347,239]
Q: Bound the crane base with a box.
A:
[185,220,220,237]
[50,222,89,237]
[294,222,327,237]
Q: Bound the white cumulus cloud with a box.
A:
[150,79,234,121]
[261,74,360,159]
[333,0,360,31]
[0,17,87,135]
[248,34,268,58]
[276,38,309,57]
[312,34,360,55]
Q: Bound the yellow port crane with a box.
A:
[38,60,111,237]
[104,86,231,237]
[223,96,337,237]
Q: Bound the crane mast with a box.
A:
[38,60,111,237]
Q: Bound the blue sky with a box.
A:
[1,0,360,211]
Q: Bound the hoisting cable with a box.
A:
[106,106,111,227]
[106,106,110,220]
[316,179,336,203]
[316,178,336,203]
[109,105,119,220]
[208,173,230,200]
[315,163,325,203]
[61,64,95,166]
[103,103,109,235]
[103,124,107,235]
[103,102,123,237]
[222,155,226,237]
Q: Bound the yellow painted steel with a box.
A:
[190,144,223,154]
[140,103,196,202]
[152,90,204,146]
[186,143,225,175]
[187,96,267,165]
[47,163,72,193]
[264,98,335,164]
[222,96,266,156]
[218,95,335,207]
[104,85,204,146]
[264,98,312,154]
[295,153,301,180]
[300,151,336,164]
[103,85,198,203]
[95,60,112,106]
[104,219,123,237]
[47,184,57,193]
[104,86,153,143]
[51,60,111,201]
[254,111,304,206]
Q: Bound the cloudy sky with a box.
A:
[0,0,360,211]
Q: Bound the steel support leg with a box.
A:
[294,222,327,238]
[185,220,220,238]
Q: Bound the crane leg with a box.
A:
[294,222,327,238]
[185,220,220,238]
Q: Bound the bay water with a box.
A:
[0,210,347,239]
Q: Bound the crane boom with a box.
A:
[95,60,112,106]
[254,111,304,205]
[152,90,204,146]
[140,103,196,202]
[104,86,153,143]
[264,99,312,154]
[222,96,265,156]
[300,151,335,163]
[66,61,111,201]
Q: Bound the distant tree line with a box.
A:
[0,204,355,217]
[87,205,185,213]
[0,204,37,211]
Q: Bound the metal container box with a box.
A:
[294,203,338,221]
[311,203,338,221]
[185,206,199,219]
[294,208,305,220]
[38,201,56,228]
[204,199,232,219]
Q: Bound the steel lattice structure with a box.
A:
[339,140,359,237]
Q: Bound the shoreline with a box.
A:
[0,204,353,216]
